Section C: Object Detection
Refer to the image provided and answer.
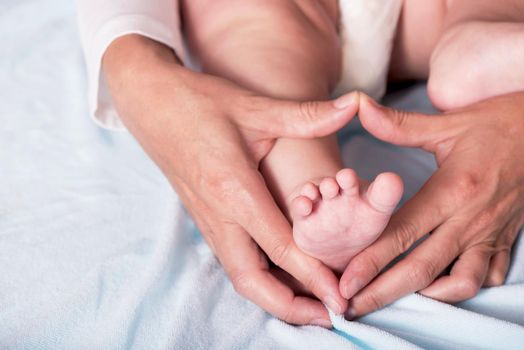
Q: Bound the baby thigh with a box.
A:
[183,0,344,209]
[182,0,341,98]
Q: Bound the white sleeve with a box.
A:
[76,0,188,130]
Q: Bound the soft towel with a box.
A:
[0,1,523,349]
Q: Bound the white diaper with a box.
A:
[334,0,403,100]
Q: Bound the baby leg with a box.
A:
[183,0,403,273]
[391,0,524,110]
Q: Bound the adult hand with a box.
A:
[340,92,524,318]
[103,35,359,326]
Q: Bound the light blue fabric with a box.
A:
[1,1,523,349]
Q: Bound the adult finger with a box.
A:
[233,171,347,315]
[483,221,518,286]
[484,250,511,287]
[241,92,360,139]
[357,94,456,152]
[346,221,462,318]
[340,170,455,299]
[484,220,522,286]
[218,222,332,327]
[270,266,314,297]
[420,246,492,302]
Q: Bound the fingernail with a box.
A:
[334,92,357,109]
[325,296,343,315]
[311,318,332,329]
[346,307,357,320]
[344,278,362,299]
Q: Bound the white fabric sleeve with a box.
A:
[76,0,187,130]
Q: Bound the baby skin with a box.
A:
[290,171,402,273]
[182,0,403,273]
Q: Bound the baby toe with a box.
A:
[336,168,359,196]
[300,182,320,201]
[291,195,314,218]
[366,172,404,213]
[319,177,339,199]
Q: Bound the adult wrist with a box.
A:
[102,34,182,92]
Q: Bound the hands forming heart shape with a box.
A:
[105,35,524,327]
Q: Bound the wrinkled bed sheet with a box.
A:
[1,1,523,349]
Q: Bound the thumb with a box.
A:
[245,92,360,139]
[358,94,448,152]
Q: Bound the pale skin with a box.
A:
[102,0,524,326]
[343,0,524,318]
[183,0,404,275]
[183,0,524,309]
[103,35,358,327]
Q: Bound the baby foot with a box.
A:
[291,169,403,273]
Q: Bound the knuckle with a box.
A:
[391,220,419,253]
[299,101,319,123]
[359,291,385,311]
[351,253,381,278]
[456,276,481,299]
[391,109,410,129]
[453,173,481,202]
[231,271,255,297]
[301,260,323,292]
[408,258,437,287]
[268,239,292,267]
[280,305,296,324]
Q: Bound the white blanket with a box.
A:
[1,1,523,349]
